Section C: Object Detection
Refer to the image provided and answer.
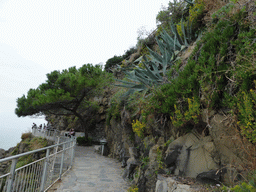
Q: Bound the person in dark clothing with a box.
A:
[70,129,75,136]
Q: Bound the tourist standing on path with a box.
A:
[70,129,75,136]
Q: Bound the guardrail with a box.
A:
[0,137,76,192]
[32,128,60,142]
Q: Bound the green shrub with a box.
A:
[231,173,256,192]
[170,97,200,127]
[106,88,125,124]
[105,55,123,72]
[237,89,256,143]
[29,137,48,150]
[146,9,255,135]
[127,185,139,192]
[21,132,32,140]
[16,155,33,168]
[76,136,92,146]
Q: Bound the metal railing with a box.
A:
[32,128,60,142]
[0,137,76,192]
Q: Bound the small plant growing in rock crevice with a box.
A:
[156,146,165,170]
[127,185,139,192]
[132,119,146,139]
[170,97,201,127]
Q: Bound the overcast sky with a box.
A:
[0,0,170,149]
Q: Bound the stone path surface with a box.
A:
[48,146,130,192]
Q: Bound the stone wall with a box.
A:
[104,107,255,191]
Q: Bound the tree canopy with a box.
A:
[104,55,123,72]
[15,64,112,139]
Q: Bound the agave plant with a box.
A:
[115,18,199,95]
[115,56,165,96]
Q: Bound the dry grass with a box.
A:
[202,0,256,25]
[21,132,32,140]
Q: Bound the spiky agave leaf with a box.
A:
[184,0,194,5]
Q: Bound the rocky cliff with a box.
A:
[0,133,53,176]
[45,1,256,191]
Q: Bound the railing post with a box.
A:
[59,143,66,180]
[50,137,60,180]
[6,158,18,192]
[40,148,50,192]
[71,137,75,167]
[53,129,57,142]
[43,129,46,138]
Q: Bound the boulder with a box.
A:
[155,178,195,192]
[165,145,182,169]
[202,109,245,166]
[123,147,140,179]
[18,143,29,154]
[149,144,161,169]
[196,169,221,184]
[0,148,5,159]
[167,178,193,192]
[155,180,168,192]
[201,109,253,184]
[165,133,219,178]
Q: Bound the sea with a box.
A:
[0,111,47,150]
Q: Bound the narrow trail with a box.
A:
[48,146,130,192]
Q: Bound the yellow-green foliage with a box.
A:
[132,119,146,139]
[170,97,200,127]
[107,88,126,124]
[16,155,33,168]
[189,0,205,23]
[231,182,256,192]
[128,185,139,192]
[164,138,173,147]
[156,146,164,170]
[120,59,127,68]
[14,137,48,168]
[176,24,183,38]
[230,173,256,192]
[140,45,149,56]
[29,137,48,150]
[237,88,256,143]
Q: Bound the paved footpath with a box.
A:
[48,146,130,192]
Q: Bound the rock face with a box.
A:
[165,133,219,179]
[0,148,8,175]
[105,110,134,160]
[0,144,29,175]
[104,109,253,191]
[155,178,195,192]
[0,149,5,159]
[123,147,140,179]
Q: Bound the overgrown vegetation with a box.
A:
[105,0,256,189]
